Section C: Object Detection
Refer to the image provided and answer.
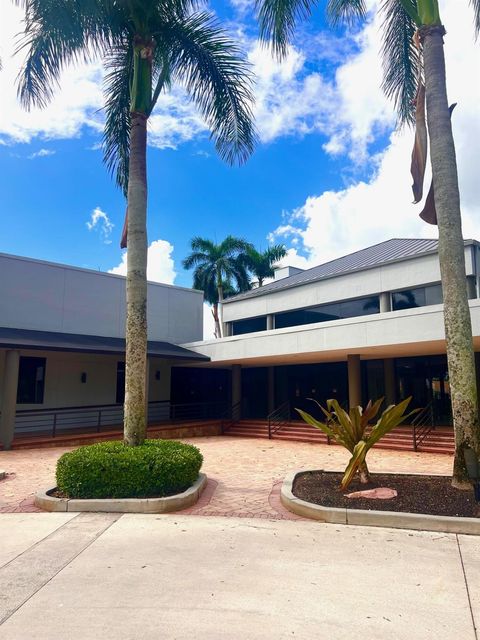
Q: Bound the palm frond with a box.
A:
[326,0,367,26]
[158,12,257,165]
[102,39,133,196]
[15,0,124,109]
[471,0,480,38]
[380,0,419,127]
[256,0,315,58]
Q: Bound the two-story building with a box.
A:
[181,238,480,428]
[2,237,480,450]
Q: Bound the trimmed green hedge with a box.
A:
[56,439,203,499]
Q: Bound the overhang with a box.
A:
[0,327,210,361]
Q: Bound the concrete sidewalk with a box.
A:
[0,513,478,639]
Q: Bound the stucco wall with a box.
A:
[0,349,172,410]
[184,300,480,365]
[222,247,476,322]
[0,253,203,344]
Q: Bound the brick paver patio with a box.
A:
[0,436,453,518]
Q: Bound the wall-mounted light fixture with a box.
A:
[81,372,87,384]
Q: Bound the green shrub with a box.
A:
[56,439,203,499]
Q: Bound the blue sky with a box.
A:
[0,0,478,297]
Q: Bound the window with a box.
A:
[231,316,267,335]
[17,357,46,404]
[275,295,380,330]
[392,284,442,311]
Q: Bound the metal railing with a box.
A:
[221,401,242,433]
[268,401,291,439]
[412,402,435,451]
[13,400,228,439]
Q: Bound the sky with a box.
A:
[0,1,479,338]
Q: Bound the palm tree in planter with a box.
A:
[183,236,253,338]
[255,0,480,488]
[243,244,287,286]
[15,0,256,446]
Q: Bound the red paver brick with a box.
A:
[0,436,453,518]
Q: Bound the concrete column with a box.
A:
[266,315,274,331]
[232,365,242,409]
[268,367,275,414]
[0,350,20,450]
[384,358,396,406]
[379,292,391,313]
[347,354,362,409]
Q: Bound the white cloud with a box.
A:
[0,4,103,145]
[109,239,177,285]
[27,148,56,159]
[269,1,480,267]
[86,207,114,244]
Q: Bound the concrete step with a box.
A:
[224,421,454,454]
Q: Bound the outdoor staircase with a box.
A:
[224,420,454,454]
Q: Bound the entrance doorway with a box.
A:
[395,356,452,425]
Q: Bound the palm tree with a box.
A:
[183,236,253,338]
[244,244,287,286]
[15,0,256,446]
[256,0,480,488]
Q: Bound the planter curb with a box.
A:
[0,470,6,481]
[281,469,480,535]
[35,473,207,513]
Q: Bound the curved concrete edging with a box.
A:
[281,469,480,535]
[35,473,208,514]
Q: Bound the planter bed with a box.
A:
[281,469,480,535]
[36,472,207,513]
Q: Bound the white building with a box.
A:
[183,238,480,425]
[1,238,479,449]
[0,252,207,448]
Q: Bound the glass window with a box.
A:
[425,284,443,306]
[17,357,46,404]
[392,284,443,311]
[275,295,380,330]
[392,287,425,310]
[231,316,267,335]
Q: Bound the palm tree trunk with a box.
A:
[217,278,224,338]
[422,25,480,488]
[212,304,222,339]
[124,112,148,446]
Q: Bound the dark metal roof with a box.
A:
[0,327,209,361]
[224,238,444,303]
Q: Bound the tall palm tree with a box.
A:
[183,236,253,338]
[244,244,287,286]
[255,0,480,488]
[15,0,256,446]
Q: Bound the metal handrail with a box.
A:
[221,401,242,434]
[412,402,435,451]
[13,400,228,439]
[268,401,291,439]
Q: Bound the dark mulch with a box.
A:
[293,471,479,518]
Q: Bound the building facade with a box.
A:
[182,238,480,423]
[0,252,207,448]
[2,238,480,448]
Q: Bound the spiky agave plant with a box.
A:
[297,397,418,490]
